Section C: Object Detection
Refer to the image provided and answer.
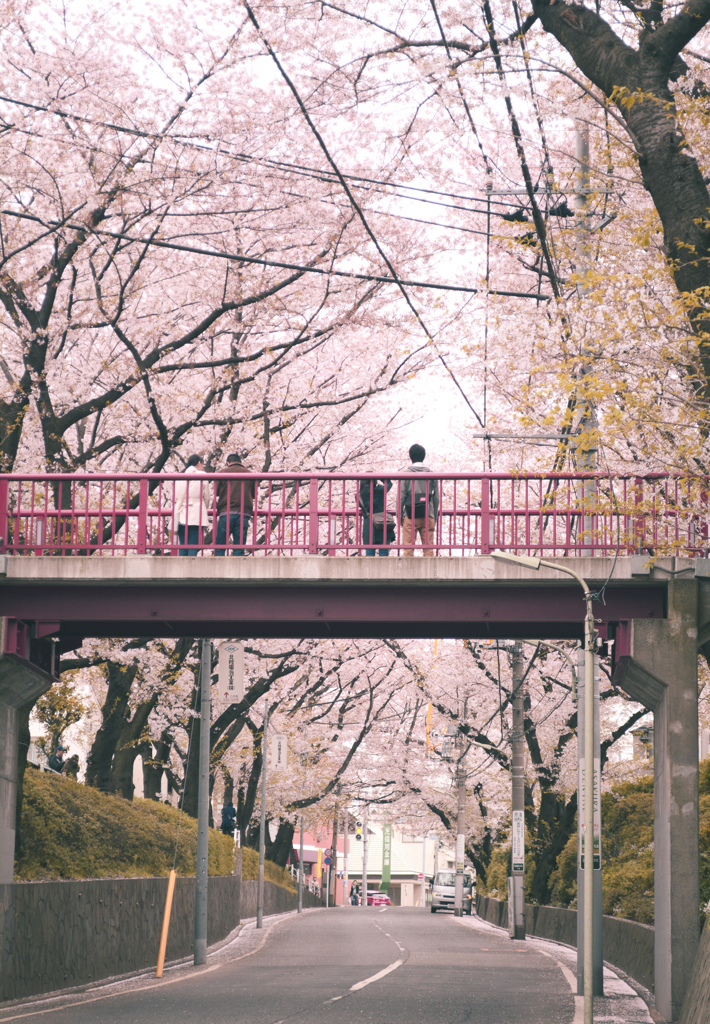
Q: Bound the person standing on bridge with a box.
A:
[359,477,394,555]
[215,453,255,556]
[174,454,210,555]
[400,444,439,557]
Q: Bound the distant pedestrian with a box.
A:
[221,801,237,836]
[63,754,80,780]
[359,477,394,556]
[48,745,66,773]
[214,453,254,556]
[174,454,210,556]
[399,444,439,557]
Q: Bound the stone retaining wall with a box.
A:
[679,918,710,1024]
[0,876,321,1004]
[476,895,654,993]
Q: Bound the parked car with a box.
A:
[430,870,474,913]
[358,889,392,906]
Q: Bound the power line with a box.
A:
[1,207,552,299]
[0,92,529,214]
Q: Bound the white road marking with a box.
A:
[379,907,388,913]
[324,996,344,1003]
[349,959,404,991]
[536,949,577,993]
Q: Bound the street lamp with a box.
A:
[492,551,595,1024]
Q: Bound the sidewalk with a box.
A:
[457,911,655,1024]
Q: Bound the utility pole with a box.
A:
[421,834,427,909]
[297,815,304,913]
[509,643,526,940]
[331,803,339,906]
[361,803,368,909]
[194,639,212,966]
[343,812,349,906]
[256,702,269,929]
[577,646,603,996]
[575,126,599,554]
[454,739,466,917]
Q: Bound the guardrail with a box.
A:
[0,471,706,557]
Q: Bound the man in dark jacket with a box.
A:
[221,801,237,836]
[214,453,255,556]
[48,745,65,773]
[359,478,394,556]
[399,444,439,557]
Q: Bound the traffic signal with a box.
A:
[355,821,363,842]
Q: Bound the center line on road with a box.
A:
[349,960,404,991]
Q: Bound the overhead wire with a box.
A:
[1,207,551,300]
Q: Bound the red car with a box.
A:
[358,889,392,906]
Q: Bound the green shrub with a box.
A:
[240,846,297,892]
[478,845,510,898]
[17,770,236,879]
[548,833,578,908]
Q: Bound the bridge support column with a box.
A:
[0,628,55,884]
[613,580,700,1021]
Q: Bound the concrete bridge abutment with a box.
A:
[0,619,56,884]
[613,580,701,1021]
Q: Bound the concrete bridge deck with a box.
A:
[0,554,680,641]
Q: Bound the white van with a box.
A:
[430,870,475,913]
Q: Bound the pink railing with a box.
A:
[0,472,707,558]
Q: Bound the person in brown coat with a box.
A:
[214,453,255,556]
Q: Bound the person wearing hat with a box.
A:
[48,745,66,773]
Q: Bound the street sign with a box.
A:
[271,733,288,771]
[218,642,244,701]
[418,872,423,880]
[456,834,465,872]
[512,810,525,874]
[324,856,332,865]
[324,848,332,857]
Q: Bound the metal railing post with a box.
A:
[137,479,149,554]
[481,478,491,554]
[308,477,319,554]
[0,478,8,552]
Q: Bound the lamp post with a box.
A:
[194,639,212,966]
[256,702,269,929]
[492,551,596,1024]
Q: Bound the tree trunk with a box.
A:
[143,731,173,802]
[530,1,710,382]
[85,660,139,792]
[108,695,159,800]
[237,745,263,846]
[265,818,296,868]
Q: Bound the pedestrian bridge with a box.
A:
[0,470,708,1020]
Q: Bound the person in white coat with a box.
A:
[174,454,210,555]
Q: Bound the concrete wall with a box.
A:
[476,895,655,994]
[0,876,321,1004]
[679,919,710,1024]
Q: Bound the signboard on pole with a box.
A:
[218,642,244,702]
[512,810,525,874]
[455,834,465,872]
[271,733,288,771]
[381,823,392,891]
[579,756,601,869]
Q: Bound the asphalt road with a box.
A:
[3,907,579,1024]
